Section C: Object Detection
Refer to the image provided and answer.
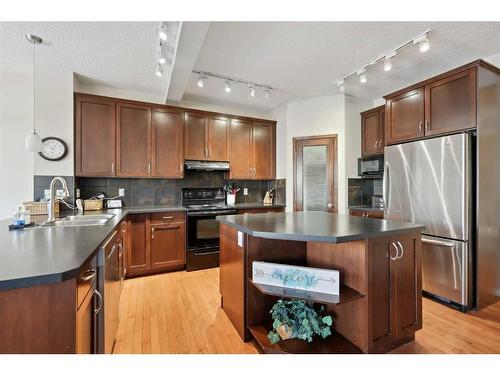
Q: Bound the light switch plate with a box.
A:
[243,188,248,195]
[237,231,243,247]
[118,188,125,197]
[76,188,81,198]
[107,199,123,208]
[44,189,50,200]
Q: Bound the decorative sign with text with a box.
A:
[252,261,340,295]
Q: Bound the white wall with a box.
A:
[0,63,34,219]
[0,62,74,219]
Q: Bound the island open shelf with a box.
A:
[249,280,364,305]
[218,212,424,354]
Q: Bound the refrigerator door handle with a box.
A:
[383,162,390,212]
[422,237,455,247]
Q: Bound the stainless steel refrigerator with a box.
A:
[383,133,473,311]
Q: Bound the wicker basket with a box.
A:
[22,201,60,216]
[83,199,104,211]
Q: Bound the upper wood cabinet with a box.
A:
[385,66,478,145]
[151,108,184,178]
[75,95,116,176]
[228,119,275,180]
[424,68,476,137]
[361,106,385,156]
[184,112,229,161]
[385,88,425,145]
[116,102,151,177]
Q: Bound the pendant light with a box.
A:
[24,33,43,152]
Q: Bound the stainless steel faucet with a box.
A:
[46,177,70,223]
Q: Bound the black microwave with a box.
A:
[358,155,384,177]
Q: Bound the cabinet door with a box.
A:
[424,68,477,136]
[116,103,151,177]
[207,116,229,161]
[395,233,422,344]
[75,95,116,176]
[150,222,185,271]
[151,108,184,178]
[76,282,95,354]
[252,122,275,179]
[229,119,253,179]
[369,237,397,352]
[349,209,366,217]
[386,88,424,144]
[126,214,150,277]
[361,109,382,156]
[184,112,207,160]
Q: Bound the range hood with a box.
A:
[185,160,230,171]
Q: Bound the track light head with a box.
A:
[158,23,167,41]
[264,88,272,99]
[156,64,163,77]
[249,86,256,97]
[224,81,232,93]
[384,58,392,72]
[197,75,205,88]
[413,33,430,53]
[357,70,367,84]
[335,80,345,93]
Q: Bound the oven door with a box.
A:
[187,213,221,250]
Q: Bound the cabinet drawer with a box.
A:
[77,255,97,310]
[150,211,185,224]
[238,207,284,214]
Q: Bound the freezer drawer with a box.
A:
[422,235,472,308]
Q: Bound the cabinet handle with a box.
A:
[107,244,117,259]
[79,269,96,282]
[162,216,174,220]
[151,227,155,239]
[390,242,399,261]
[112,162,115,174]
[396,241,404,259]
[209,148,212,157]
[205,148,208,157]
[418,121,423,133]
[94,290,103,315]
[148,163,151,174]
[424,120,430,131]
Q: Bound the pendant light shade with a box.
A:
[25,33,43,152]
[25,131,42,152]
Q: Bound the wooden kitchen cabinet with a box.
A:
[151,108,184,178]
[116,102,151,177]
[75,95,116,176]
[184,112,208,160]
[361,106,385,156]
[126,212,186,278]
[385,88,425,145]
[207,116,230,161]
[229,119,276,180]
[368,232,422,352]
[424,68,476,136]
[184,112,229,161]
[76,279,95,354]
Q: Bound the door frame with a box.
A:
[293,134,338,213]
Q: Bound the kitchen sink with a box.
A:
[37,214,115,228]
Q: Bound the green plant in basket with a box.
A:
[267,299,333,345]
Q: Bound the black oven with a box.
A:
[358,155,384,177]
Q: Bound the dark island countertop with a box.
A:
[0,206,186,291]
[216,211,424,243]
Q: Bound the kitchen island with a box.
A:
[217,211,425,354]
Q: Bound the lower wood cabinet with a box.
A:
[237,207,284,215]
[126,212,186,278]
[349,209,384,219]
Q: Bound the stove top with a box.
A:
[182,187,235,212]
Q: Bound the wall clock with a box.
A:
[38,137,68,161]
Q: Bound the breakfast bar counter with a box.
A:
[217,211,424,354]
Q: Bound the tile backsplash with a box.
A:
[75,171,286,207]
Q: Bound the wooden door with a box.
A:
[126,214,150,277]
[184,112,207,160]
[76,283,95,354]
[207,116,229,161]
[361,107,383,156]
[229,119,253,179]
[252,122,275,179]
[424,68,477,136]
[75,95,116,176]
[293,135,337,212]
[368,236,397,352]
[151,108,184,178]
[395,233,422,344]
[116,103,151,177]
[150,222,186,271]
[385,88,425,144]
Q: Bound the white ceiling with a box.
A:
[183,22,500,109]
[0,21,180,100]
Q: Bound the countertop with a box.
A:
[0,206,186,291]
[217,211,424,243]
[347,205,385,212]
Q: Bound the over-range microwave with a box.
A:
[358,155,384,177]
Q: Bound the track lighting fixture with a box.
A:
[158,23,167,41]
[197,74,205,88]
[419,38,430,52]
[156,64,163,77]
[358,70,367,84]
[383,58,392,71]
[413,33,430,52]
[249,86,256,97]
[264,89,272,100]
[224,81,232,93]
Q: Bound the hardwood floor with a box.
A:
[113,268,500,354]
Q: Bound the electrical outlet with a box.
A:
[44,189,50,200]
[76,189,81,198]
[119,188,125,197]
[243,188,248,196]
